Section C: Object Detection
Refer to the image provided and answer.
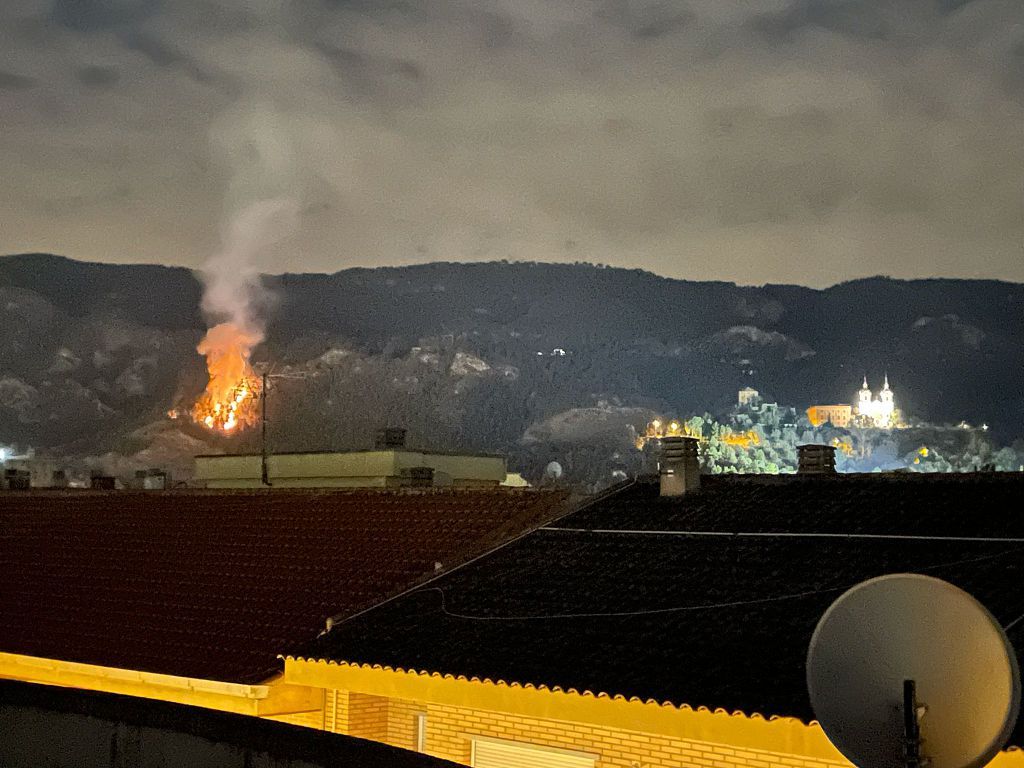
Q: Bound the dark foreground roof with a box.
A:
[0,678,456,768]
[299,473,1024,742]
[0,488,564,683]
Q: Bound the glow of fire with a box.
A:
[192,322,262,434]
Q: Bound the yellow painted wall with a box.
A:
[8,650,1024,768]
[194,450,506,488]
[283,660,1024,768]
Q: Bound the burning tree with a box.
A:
[192,322,262,433]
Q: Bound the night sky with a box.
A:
[2,0,1023,287]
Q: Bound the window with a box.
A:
[415,712,427,752]
[471,737,597,768]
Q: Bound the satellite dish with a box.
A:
[807,574,1019,768]
[543,461,563,480]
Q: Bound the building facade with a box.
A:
[806,404,853,428]
[854,376,897,428]
[281,473,1024,768]
[194,450,512,489]
[737,387,760,407]
[4,475,1024,768]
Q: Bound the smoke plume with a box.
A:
[199,103,302,341]
[192,103,302,432]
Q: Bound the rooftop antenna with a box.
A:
[807,574,1020,768]
[254,365,317,488]
[261,369,269,487]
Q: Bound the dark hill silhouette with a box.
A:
[1,254,1022,475]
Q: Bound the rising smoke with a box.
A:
[200,102,303,340]
[192,103,303,432]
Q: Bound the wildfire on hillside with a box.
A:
[192,322,262,433]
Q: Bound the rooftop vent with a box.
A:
[3,469,31,491]
[406,466,435,488]
[375,427,407,450]
[90,474,116,490]
[798,444,837,475]
[660,436,701,497]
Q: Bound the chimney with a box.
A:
[89,474,116,490]
[798,444,837,475]
[406,466,435,488]
[375,427,407,450]
[659,436,701,497]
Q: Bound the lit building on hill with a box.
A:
[737,387,760,407]
[806,404,853,428]
[854,375,898,428]
[807,377,901,430]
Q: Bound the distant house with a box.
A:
[737,386,760,406]
[806,404,853,428]
[282,471,1024,768]
[0,488,564,726]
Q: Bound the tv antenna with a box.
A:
[254,364,317,487]
[807,574,1020,768]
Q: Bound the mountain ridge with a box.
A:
[2,253,1022,481]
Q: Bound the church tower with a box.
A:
[858,376,873,412]
[879,374,894,406]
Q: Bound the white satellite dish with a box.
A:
[807,574,1020,768]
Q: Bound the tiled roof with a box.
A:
[297,473,1024,742]
[0,488,565,683]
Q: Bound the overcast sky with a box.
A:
[1,0,1023,286]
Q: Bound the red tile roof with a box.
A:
[0,488,565,684]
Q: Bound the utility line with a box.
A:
[421,546,1023,622]
[320,479,638,631]
[543,527,1024,544]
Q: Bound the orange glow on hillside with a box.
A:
[721,430,760,449]
[192,322,261,433]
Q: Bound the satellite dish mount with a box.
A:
[904,679,926,768]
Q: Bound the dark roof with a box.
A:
[0,488,565,683]
[0,678,457,768]
[297,473,1024,742]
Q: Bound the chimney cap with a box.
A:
[797,443,837,475]
[375,427,408,450]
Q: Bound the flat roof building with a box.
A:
[195,450,512,489]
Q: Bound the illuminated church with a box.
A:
[855,375,897,428]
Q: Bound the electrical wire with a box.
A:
[420,546,1024,622]
[543,527,1024,544]
[1003,612,1024,633]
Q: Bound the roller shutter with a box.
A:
[471,738,596,768]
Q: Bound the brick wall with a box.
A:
[341,693,851,768]
[265,687,1024,768]
[347,692,390,743]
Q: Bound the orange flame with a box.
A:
[192,322,261,433]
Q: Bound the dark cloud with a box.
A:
[0,70,36,90]
[51,0,161,31]
[121,31,215,85]
[76,65,121,88]
[597,0,695,39]
[1,0,1023,286]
